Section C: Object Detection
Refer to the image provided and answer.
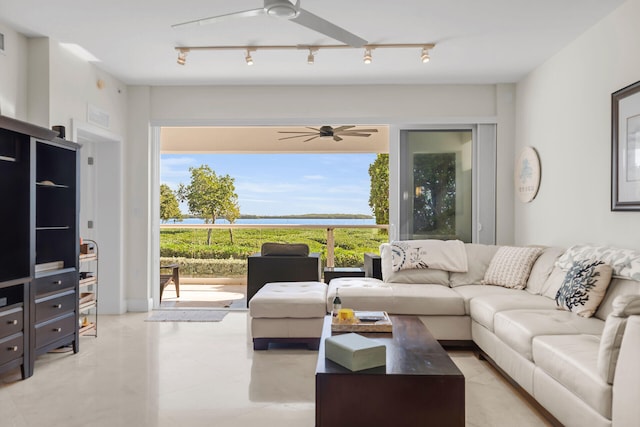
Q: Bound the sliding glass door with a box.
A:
[396,125,496,244]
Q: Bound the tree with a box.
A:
[177,165,240,245]
[160,184,182,223]
[368,153,389,231]
[223,200,241,244]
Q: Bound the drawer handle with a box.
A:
[54,280,63,285]
[8,346,18,352]
[53,304,63,309]
[7,319,18,325]
[53,327,62,332]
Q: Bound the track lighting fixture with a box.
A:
[421,47,430,63]
[174,43,434,66]
[307,48,316,65]
[363,48,372,64]
[176,50,187,65]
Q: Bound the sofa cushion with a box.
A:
[452,284,518,314]
[249,281,327,318]
[380,243,449,285]
[470,293,557,332]
[390,284,465,315]
[594,277,640,320]
[598,295,640,384]
[541,266,567,300]
[493,309,604,361]
[556,244,640,281]
[526,246,565,295]
[260,242,309,256]
[555,260,613,318]
[449,243,499,287]
[532,334,611,419]
[482,246,543,289]
[326,278,394,312]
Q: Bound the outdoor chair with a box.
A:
[246,242,321,306]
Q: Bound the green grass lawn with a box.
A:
[160,227,387,277]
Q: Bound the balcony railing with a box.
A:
[159,223,388,269]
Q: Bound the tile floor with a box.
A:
[0,312,551,427]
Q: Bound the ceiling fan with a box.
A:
[172,0,367,48]
[278,125,378,142]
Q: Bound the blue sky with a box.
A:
[161,153,377,216]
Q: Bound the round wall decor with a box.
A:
[515,146,541,203]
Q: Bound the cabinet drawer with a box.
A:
[0,334,23,366]
[35,291,76,324]
[34,271,77,296]
[35,313,76,349]
[0,306,23,338]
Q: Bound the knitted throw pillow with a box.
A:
[482,246,542,289]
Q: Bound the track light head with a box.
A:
[177,50,187,65]
[245,50,254,66]
[307,48,316,65]
[421,47,430,63]
[363,48,372,64]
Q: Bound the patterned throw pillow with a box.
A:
[482,246,542,289]
[555,260,613,318]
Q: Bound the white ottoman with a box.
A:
[249,281,328,350]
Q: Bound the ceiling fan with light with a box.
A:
[278,125,378,142]
[172,0,367,48]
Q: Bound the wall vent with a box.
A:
[0,33,4,54]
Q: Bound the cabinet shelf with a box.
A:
[0,155,17,163]
[36,182,70,189]
[78,240,98,338]
[79,322,96,336]
[80,253,97,263]
[36,226,70,231]
[79,278,97,288]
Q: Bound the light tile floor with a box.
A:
[0,312,550,426]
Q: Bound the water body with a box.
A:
[166,218,376,226]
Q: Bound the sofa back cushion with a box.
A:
[595,277,640,321]
[449,244,499,287]
[526,246,565,295]
[542,266,569,300]
[380,243,450,285]
[598,295,640,384]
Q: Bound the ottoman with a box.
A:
[249,281,328,350]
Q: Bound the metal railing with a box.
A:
[159,223,388,267]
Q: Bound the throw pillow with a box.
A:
[482,246,543,289]
[555,260,613,318]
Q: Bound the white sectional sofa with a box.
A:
[324,243,640,427]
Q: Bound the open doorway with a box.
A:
[157,125,390,309]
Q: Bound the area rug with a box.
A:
[145,310,228,322]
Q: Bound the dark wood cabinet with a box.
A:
[0,115,80,380]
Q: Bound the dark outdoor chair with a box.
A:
[246,242,321,306]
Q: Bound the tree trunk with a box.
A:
[229,228,234,245]
[207,228,212,245]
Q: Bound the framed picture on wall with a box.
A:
[612,80,640,211]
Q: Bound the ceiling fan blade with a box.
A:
[278,133,317,140]
[332,125,355,132]
[333,135,343,142]
[304,135,320,142]
[277,131,318,134]
[172,8,265,29]
[292,9,367,47]
[337,128,378,133]
[338,133,373,137]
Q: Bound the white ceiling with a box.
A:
[0,0,625,86]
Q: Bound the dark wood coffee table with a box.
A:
[315,315,465,427]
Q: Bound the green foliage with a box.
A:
[368,153,389,227]
[160,184,182,222]
[413,153,456,235]
[160,227,387,277]
[177,165,240,245]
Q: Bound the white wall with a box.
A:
[0,23,28,119]
[515,0,640,251]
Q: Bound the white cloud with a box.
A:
[303,175,326,181]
